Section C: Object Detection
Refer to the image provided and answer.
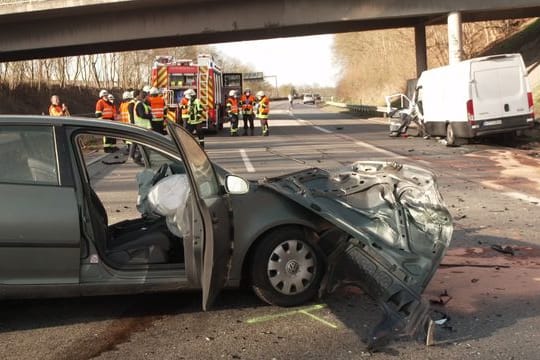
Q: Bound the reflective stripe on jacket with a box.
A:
[134,101,152,129]
[119,102,130,123]
[149,95,166,121]
[240,94,255,114]
[226,97,239,115]
[188,98,204,125]
[256,96,270,119]
[95,99,114,120]
[180,97,190,120]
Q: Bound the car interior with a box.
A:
[76,134,191,268]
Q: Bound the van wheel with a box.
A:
[446,124,456,146]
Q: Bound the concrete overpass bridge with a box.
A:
[1,0,540,75]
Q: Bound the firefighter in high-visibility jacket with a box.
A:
[148,87,167,134]
[134,87,153,130]
[226,90,240,136]
[179,93,191,127]
[119,91,132,124]
[185,89,206,149]
[255,90,270,136]
[240,88,256,136]
[95,89,117,152]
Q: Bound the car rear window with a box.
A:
[0,126,59,186]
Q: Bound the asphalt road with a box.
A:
[1,101,539,360]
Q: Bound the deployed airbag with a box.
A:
[147,174,190,237]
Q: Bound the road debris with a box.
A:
[491,244,515,256]
[471,278,479,283]
[429,290,452,306]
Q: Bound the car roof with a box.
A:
[0,115,170,141]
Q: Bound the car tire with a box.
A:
[250,227,324,307]
[446,123,456,146]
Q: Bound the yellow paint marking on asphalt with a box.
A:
[245,304,338,329]
[299,309,338,329]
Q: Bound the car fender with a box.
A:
[226,185,329,285]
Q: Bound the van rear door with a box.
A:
[471,55,528,125]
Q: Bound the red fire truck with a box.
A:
[151,54,228,131]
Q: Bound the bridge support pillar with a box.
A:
[414,24,427,77]
[448,11,463,64]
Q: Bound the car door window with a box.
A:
[169,126,219,199]
[0,126,58,185]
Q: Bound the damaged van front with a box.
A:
[261,161,453,349]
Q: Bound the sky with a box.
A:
[213,34,336,88]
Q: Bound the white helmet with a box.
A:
[184,89,196,98]
[150,87,159,96]
[142,85,152,93]
[108,94,115,101]
[228,89,238,97]
[122,91,132,100]
[99,89,108,98]
[256,90,265,98]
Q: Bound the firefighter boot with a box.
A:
[262,125,269,136]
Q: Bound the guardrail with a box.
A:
[325,101,387,116]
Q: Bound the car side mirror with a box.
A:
[225,175,250,195]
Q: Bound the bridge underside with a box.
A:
[0,0,540,61]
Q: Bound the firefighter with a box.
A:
[127,90,137,124]
[240,88,256,136]
[226,89,240,136]
[49,95,69,116]
[119,91,132,124]
[256,90,270,136]
[185,88,206,149]
[148,87,167,134]
[179,90,191,127]
[108,94,119,121]
[133,87,153,130]
[95,89,117,152]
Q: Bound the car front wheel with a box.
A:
[250,227,323,307]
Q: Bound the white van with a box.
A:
[415,54,535,145]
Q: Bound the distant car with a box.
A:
[303,94,315,104]
[0,116,452,348]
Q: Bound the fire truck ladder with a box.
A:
[198,65,210,129]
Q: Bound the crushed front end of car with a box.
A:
[261,161,452,350]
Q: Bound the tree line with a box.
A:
[0,45,274,94]
[332,19,533,104]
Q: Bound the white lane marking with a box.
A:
[313,125,333,134]
[239,149,256,173]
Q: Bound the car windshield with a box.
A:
[169,124,219,199]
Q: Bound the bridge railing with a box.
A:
[325,101,386,116]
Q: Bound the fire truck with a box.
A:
[151,54,231,131]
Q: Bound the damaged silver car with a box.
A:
[0,117,452,348]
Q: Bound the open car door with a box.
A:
[167,120,233,310]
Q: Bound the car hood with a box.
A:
[260,161,452,349]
